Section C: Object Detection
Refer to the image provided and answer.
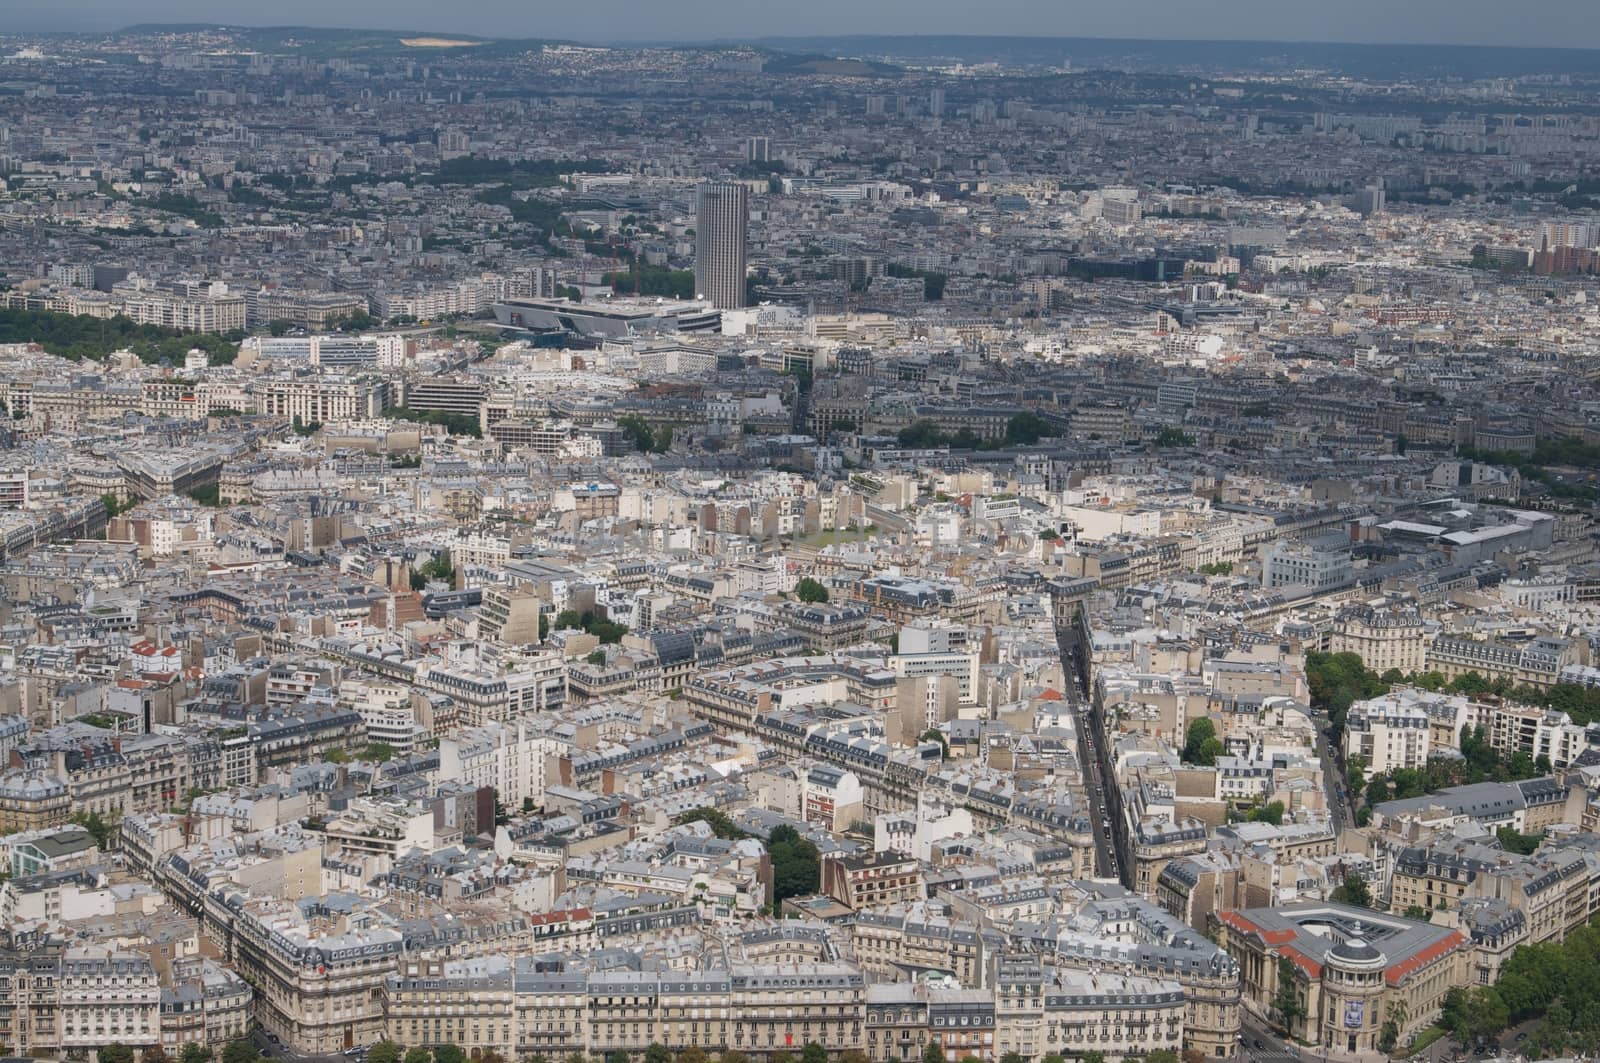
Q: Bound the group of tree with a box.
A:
[674,807,748,840]
[1196,561,1233,576]
[1153,426,1195,448]
[1272,955,1306,1028]
[884,263,947,301]
[70,809,120,849]
[766,824,821,908]
[101,493,138,519]
[0,307,241,365]
[411,552,456,591]
[602,265,695,299]
[1304,651,1392,731]
[330,310,377,332]
[895,413,1055,452]
[1314,652,1571,825]
[99,1040,242,1063]
[1437,918,1600,1056]
[1356,734,1546,827]
[365,1043,483,1063]
[553,608,628,644]
[1458,435,1600,503]
[617,414,674,454]
[1246,800,1285,826]
[146,191,225,228]
[325,742,396,765]
[1182,717,1225,767]
[795,577,830,603]
[920,1047,1184,1063]
[381,405,482,438]
[1329,870,1373,908]
[420,155,611,190]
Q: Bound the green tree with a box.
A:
[99,1046,136,1063]
[368,1042,402,1063]
[1273,956,1304,1026]
[767,825,821,906]
[1248,801,1285,826]
[1464,986,1508,1043]
[1080,1053,1106,1063]
[180,1045,212,1063]
[898,419,947,449]
[1332,873,1373,908]
[1144,1053,1180,1063]
[404,1049,432,1063]
[1365,774,1393,806]
[922,1043,945,1063]
[1004,412,1051,446]
[795,577,830,603]
[1497,826,1544,855]
[720,1052,750,1063]
[221,1042,260,1063]
[603,266,695,299]
[1440,987,1470,1042]
[1305,651,1391,731]
[801,1044,828,1063]
[999,1054,1028,1063]
[679,1050,710,1063]
[1403,905,1431,921]
[382,406,481,438]
[71,810,118,849]
[675,808,748,840]
[645,1045,673,1063]
[433,1047,466,1063]
[144,1048,171,1063]
[1183,717,1220,765]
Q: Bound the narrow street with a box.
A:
[1056,603,1131,884]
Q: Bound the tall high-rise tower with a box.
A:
[694,181,748,310]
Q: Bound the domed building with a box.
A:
[1211,901,1468,1058]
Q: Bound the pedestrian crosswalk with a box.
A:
[1251,1051,1300,1063]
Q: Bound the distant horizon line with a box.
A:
[12,23,1600,56]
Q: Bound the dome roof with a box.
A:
[1330,937,1384,964]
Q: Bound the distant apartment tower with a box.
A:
[1350,184,1386,217]
[928,88,945,118]
[746,136,770,163]
[865,94,886,116]
[694,181,748,310]
[1540,221,1600,249]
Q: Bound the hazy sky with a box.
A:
[12,0,1600,50]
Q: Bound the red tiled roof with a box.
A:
[1386,931,1466,986]
[1281,945,1323,978]
[1215,910,1297,946]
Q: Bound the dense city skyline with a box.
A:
[4,14,1600,1063]
[8,1,1600,50]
